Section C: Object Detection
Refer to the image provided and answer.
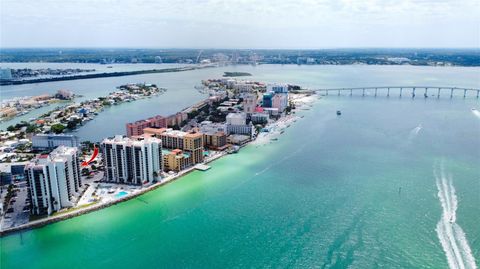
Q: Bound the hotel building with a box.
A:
[32,134,80,151]
[101,136,162,184]
[126,115,167,137]
[226,113,254,137]
[25,146,82,215]
[242,93,257,115]
[198,121,228,150]
[143,128,204,171]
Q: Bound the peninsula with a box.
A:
[0,66,211,86]
[0,78,316,235]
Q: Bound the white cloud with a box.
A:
[1,0,479,47]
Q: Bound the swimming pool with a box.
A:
[115,191,128,199]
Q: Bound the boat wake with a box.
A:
[434,160,477,269]
[408,124,422,140]
[471,109,480,119]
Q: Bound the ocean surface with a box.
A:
[0,64,479,269]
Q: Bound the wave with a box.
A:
[434,160,477,269]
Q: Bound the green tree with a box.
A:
[6,125,15,132]
[51,124,65,134]
[26,124,37,133]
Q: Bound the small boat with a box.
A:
[336,110,342,116]
[472,108,477,111]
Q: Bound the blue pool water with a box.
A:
[115,191,128,199]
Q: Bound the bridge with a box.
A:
[315,86,480,99]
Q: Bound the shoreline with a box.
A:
[0,151,227,237]
[0,92,317,237]
[0,66,211,86]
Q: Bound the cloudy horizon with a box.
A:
[1,0,479,49]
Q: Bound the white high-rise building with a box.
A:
[25,146,82,215]
[101,136,162,185]
[226,113,254,137]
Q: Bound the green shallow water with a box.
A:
[1,95,479,269]
[1,65,480,268]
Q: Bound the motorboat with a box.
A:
[336,110,342,116]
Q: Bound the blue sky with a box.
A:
[1,0,479,48]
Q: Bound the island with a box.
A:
[222,72,252,77]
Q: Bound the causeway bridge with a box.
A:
[316,86,480,99]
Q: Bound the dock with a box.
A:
[194,164,211,171]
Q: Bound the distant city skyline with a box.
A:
[1,0,479,48]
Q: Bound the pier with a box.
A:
[316,86,480,99]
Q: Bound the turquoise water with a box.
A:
[0,65,479,268]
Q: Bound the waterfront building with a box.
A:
[226,112,247,125]
[272,93,288,112]
[143,128,204,167]
[162,149,190,172]
[233,83,254,93]
[166,112,188,127]
[203,132,227,150]
[227,134,251,145]
[226,113,254,137]
[267,83,289,94]
[251,113,269,124]
[126,115,167,137]
[101,136,162,185]
[262,92,273,108]
[198,121,228,149]
[242,93,257,115]
[32,134,80,151]
[25,146,82,215]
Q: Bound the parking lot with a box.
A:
[1,182,30,230]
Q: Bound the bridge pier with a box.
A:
[338,89,341,96]
[387,88,390,97]
[464,89,467,98]
[412,87,416,98]
[400,88,403,97]
[437,88,441,98]
[362,89,365,97]
[424,88,428,98]
[326,90,328,96]
[374,88,378,97]
[350,89,353,96]
[450,88,454,98]
[477,90,479,99]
